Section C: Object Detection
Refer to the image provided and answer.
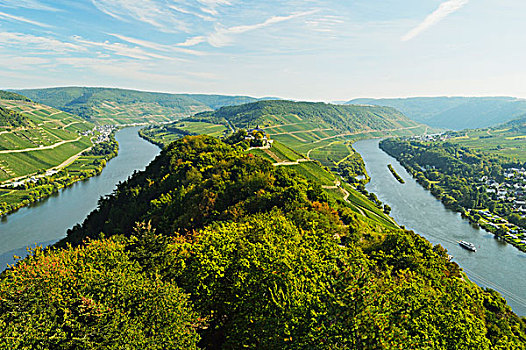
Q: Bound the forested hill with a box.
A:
[502,115,526,132]
[15,87,266,125]
[347,97,526,130]
[192,100,424,134]
[0,106,28,128]
[0,91,31,127]
[0,90,31,102]
[13,135,519,348]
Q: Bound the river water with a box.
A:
[0,127,160,270]
[353,138,526,316]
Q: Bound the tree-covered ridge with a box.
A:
[502,115,526,133]
[15,87,210,121]
[0,90,31,102]
[15,87,268,124]
[348,96,526,130]
[31,135,523,348]
[0,237,200,349]
[0,106,28,128]
[64,135,334,244]
[193,100,421,134]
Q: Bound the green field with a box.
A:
[139,121,229,148]
[0,98,97,182]
[448,127,526,162]
[245,141,398,229]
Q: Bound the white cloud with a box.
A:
[168,4,214,22]
[182,10,318,48]
[196,0,231,16]
[402,0,469,41]
[0,0,58,11]
[90,0,234,32]
[108,33,207,56]
[177,35,206,47]
[0,32,85,52]
[0,10,51,27]
[91,0,189,32]
[73,36,190,61]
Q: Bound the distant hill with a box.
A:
[347,97,526,130]
[183,94,272,110]
[502,115,526,133]
[0,91,31,102]
[194,100,425,134]
[15,87,267,125]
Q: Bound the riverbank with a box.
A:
[0,133,118,217]
[353,138,526,317]
[379,138,526,254]
[0,127,160,270]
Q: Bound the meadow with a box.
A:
[450,128,526,162]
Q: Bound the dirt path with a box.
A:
[269,128,333,136]
[272,159,309,166]
[0,136,82,154]
[62,121,86,129]
[56,147,92,169]
[263,122,310,130]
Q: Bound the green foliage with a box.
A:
[387,164,405,183]
[84,136,118,157]
[337,150,368,181]
[0,106,28,128]
[4,134,525,349]
[194,100,418,134]
[0,90,31,102]
[0,237,200,349]
[64,135,325,244]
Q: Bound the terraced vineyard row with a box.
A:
[0,92,119,216]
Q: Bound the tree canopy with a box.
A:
[2,135,525,349]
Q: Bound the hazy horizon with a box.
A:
[9,85,526,104]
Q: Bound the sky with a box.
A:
[0,0,525,101]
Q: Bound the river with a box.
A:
[353,138,526,316]
[0,127,160,270]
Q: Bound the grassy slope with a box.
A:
[447,117,526,162]
[194,100,430,168]
[0,96,94,182]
